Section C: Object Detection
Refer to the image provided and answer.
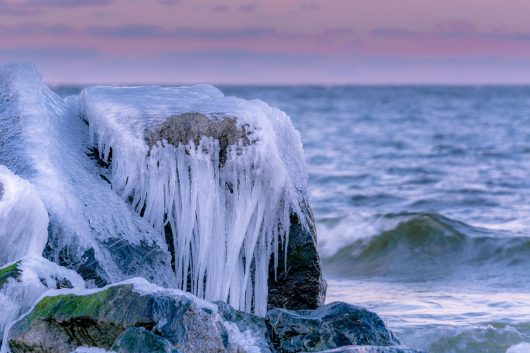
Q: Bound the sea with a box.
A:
[54,85,530,353]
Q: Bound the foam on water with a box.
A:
[79,86,309,315]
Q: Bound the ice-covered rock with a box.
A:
[79,85,324,314]
[0,62,325,319]
[0,256,84,350]
[0,63,175,287]
[0,165,48,265]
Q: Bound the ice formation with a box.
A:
[0,165,48,265]
[0,63,175,287]
[0,256,85,350]
[0,62,309,319]
[79,86,309,315]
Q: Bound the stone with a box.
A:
[268,200,327,311]
[266,302,400,353]
[111,327,183,353]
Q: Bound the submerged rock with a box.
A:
[266,302,400,353]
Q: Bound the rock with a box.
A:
[7,281,232,353]
[268,199,327,311]
[111,327,183,353]
[266,302,400,353]
[0,256,84,347]
[215,301,276,353]
[311,347,429,353]
[145,112,250,166]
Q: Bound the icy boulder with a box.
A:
[0,256,84,349]
[0,165,48,265]
[80,85,325,315]
[5,278,274,353]
[0,63,175,288]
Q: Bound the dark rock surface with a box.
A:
[7,284,225,353]
[268,200,327,311]
[266,302,400,353]
[111,327,183,353]
[312,347,429,353]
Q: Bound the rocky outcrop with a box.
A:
[6,282,426,353]
[266,302,400,353]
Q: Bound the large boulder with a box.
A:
[266,302,400,353]
[6,280,270,353]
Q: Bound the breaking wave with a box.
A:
[322,212,530,283]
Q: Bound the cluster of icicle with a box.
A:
[82,90,304,315]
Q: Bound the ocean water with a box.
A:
[54,85,530,353]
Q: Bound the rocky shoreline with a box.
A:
[3,277,427,353]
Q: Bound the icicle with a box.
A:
[80,86,309,315]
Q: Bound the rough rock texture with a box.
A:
[145,112,250,165]
[266,302,400,353]
[312,347,429,353]
[7,284,225,353]
[111,328,183,353]
[268,201,327,311]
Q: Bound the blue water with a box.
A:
[54,85,530,353]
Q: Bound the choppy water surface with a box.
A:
[56,85,530,353]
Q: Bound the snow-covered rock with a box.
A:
[0,165,48,265]
[0,63,175,288]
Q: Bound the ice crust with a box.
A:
[0,165,48,265]
[80,86,308,315]
[0,63,175,287]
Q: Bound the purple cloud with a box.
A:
[238,4,256,13]
[0,0,112,16]
[213,5,230,12]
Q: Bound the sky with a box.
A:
[1,0,530,84]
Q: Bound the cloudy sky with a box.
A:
[1,0,529,84]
